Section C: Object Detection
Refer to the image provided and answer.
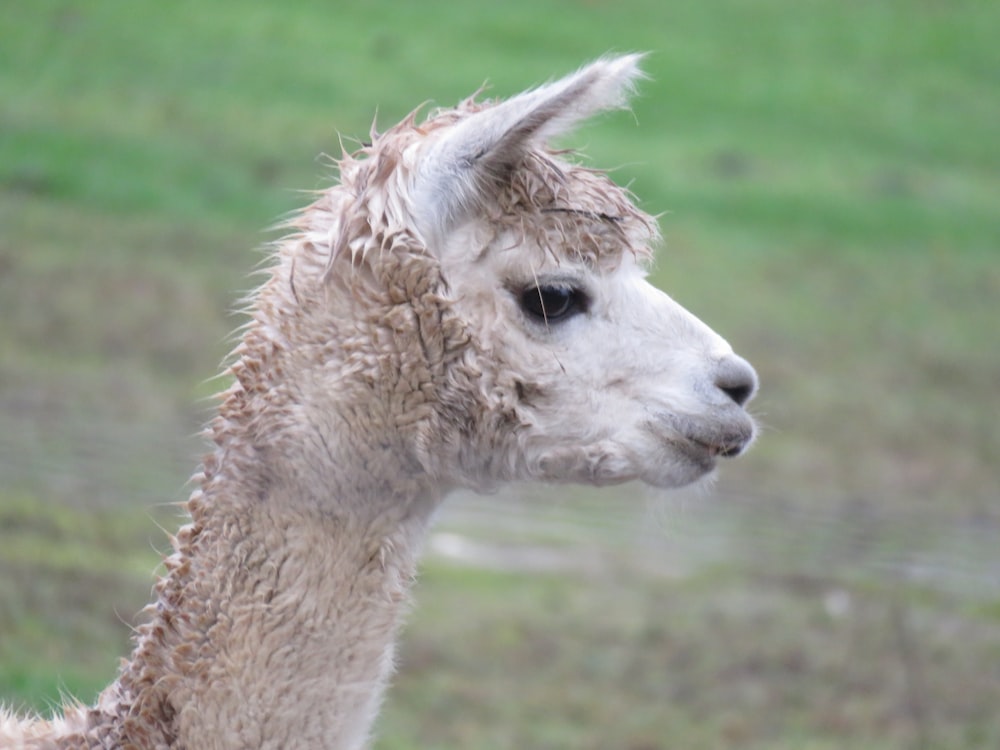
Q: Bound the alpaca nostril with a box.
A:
[721,381,753,408]
[714,355,758,407]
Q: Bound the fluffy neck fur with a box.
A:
[8,375,438,750]
[81,302,443,749]
[93,452,431,750]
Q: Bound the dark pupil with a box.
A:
[522,285,575,321]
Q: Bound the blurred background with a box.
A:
[1,1,997,748]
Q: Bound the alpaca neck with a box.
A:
[101,438,440,750]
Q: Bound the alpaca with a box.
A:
[1,55,757,749]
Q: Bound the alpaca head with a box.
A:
[268,55,756,499]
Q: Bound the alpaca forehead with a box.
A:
[501,170,654,261]
[429,165,657,275]
[460,216,653,283]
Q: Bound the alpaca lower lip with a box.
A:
[687,435,749,459]
[649,414,753,461]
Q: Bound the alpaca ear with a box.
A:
[413,54,647,245]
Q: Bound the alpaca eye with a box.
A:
[519,284,586,323]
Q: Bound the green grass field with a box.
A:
[2,1,999,747]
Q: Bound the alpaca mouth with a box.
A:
[690,437,747,459]
[649,412,755,464]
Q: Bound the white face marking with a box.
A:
[441,224,758,490]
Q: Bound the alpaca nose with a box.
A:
[714,354,758,407]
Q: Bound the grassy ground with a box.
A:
[2,0,999,747]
